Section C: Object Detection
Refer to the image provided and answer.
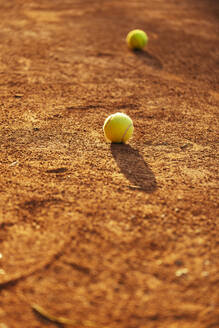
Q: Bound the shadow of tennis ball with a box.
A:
[111,144,157,193]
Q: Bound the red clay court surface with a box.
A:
[0,1,218,327]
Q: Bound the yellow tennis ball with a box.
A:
[126,29,148,50]
[103,112,134,143]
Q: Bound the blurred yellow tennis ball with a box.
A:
[126,29,148,50]
[103,112,134,143]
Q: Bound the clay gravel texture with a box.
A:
[0,1,218,327]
